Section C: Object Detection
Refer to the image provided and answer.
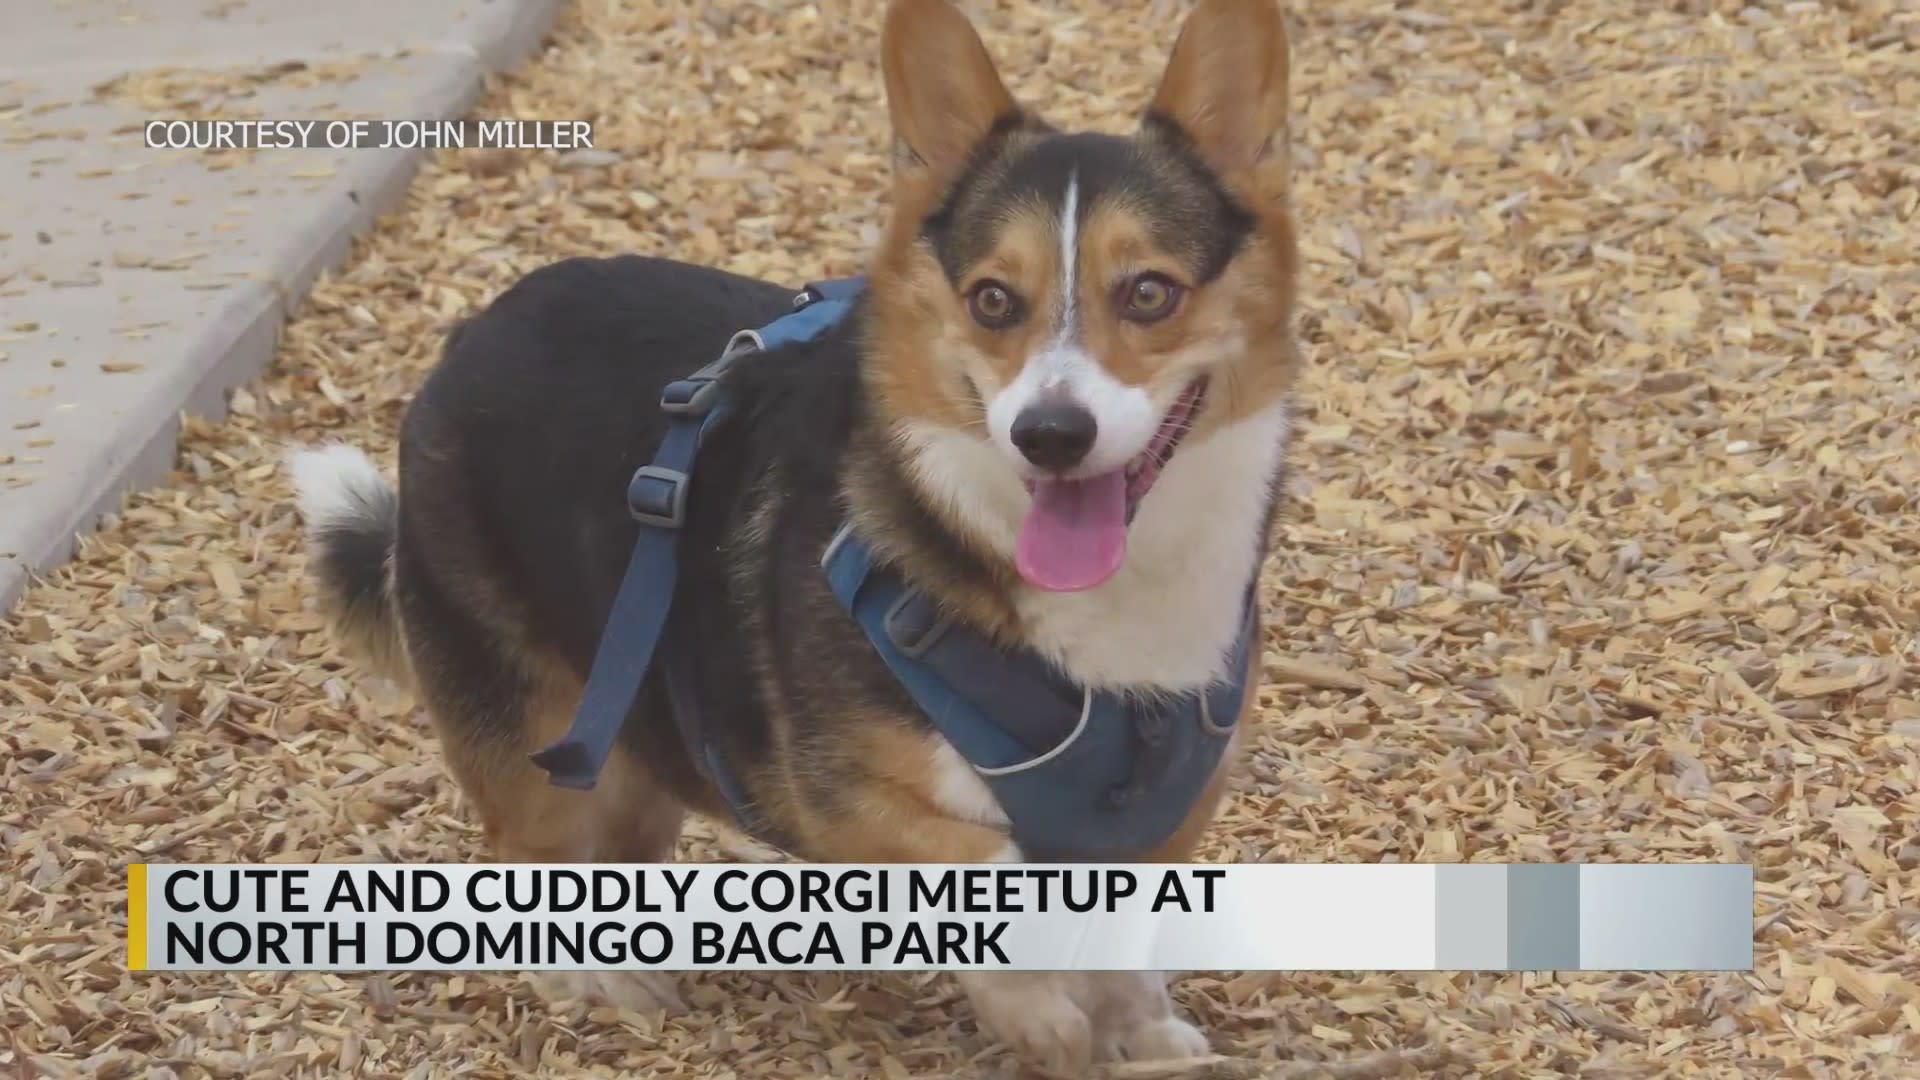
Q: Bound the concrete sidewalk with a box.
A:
[0,0,565,611]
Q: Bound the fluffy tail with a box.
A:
[286,443,409,683]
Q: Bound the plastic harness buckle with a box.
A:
[627,466,690,529]
[659,329,764,418]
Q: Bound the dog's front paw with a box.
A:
[1101,1014,1210,1062]
[1088,971,1210,1064]
[961,972,1095,1076]
[531,970,686,1015]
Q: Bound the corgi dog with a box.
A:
[290,0,1298,1070]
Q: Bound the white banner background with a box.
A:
[135,863,1434,971]
[129,862,1752,972]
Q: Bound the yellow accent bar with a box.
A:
[128,864,148,971]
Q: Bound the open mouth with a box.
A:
[1123,377,1208,519]
[1014,377,1210,593]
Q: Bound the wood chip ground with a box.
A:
[4,1,1918,1077]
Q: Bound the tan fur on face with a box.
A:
[868,0,1040,438]
[1099,200,1297,431]
[952,201,1060,378]
[1073,200,1247,392]
[866,196,1061,433]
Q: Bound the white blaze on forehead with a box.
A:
[1053,170,1080,346]
[983,170,1159,476]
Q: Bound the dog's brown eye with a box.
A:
[1121,273,1182,323]
[967,281,1021,329]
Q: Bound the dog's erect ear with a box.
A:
[881,0,1019,184]
[1146,0,1291,185]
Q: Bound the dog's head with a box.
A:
[864,0,1298,594]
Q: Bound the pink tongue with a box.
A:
[1015,470,1129,592]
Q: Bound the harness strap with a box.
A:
[530,277,866,793]
[821,525,1083,765]
[822,521,1258,858]
[823,523,1255,769]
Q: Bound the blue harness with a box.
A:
[531,277,1255,860]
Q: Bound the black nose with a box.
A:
[1010,401,1098,471]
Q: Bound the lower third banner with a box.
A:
[127,863,1754,973]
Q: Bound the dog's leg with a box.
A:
[1083,728,1243,1064]
[950,726,1240,1073]
[784,728,1237,1075]
[1064,690,1252,1064]
[795,779,1102,1073]
[494,751,688,1016]
[417,643,689,1014]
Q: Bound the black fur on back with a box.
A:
[390,255,934,810]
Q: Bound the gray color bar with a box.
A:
[1434,865,1508,969]
[1579,865,1754,970]
[1506,864,1580,969]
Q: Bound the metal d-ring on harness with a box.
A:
[531,275,1258,862]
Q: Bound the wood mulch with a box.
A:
[3,0,1916,1077]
